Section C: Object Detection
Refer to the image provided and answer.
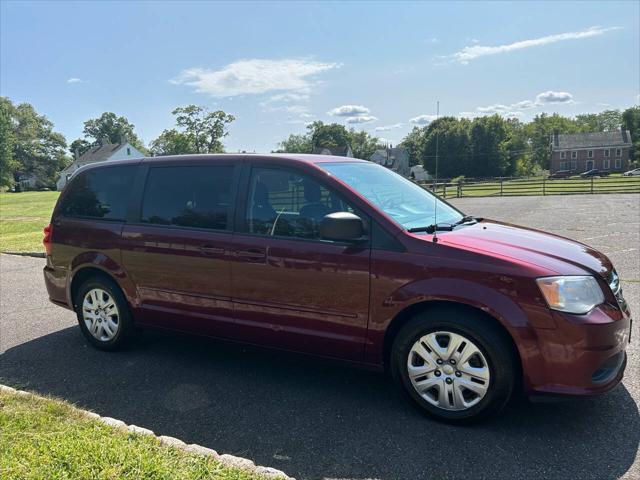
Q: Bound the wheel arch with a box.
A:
[382,300,523,384]
[69,266,118,307]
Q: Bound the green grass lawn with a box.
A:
[433,176,640,198]
[0,191,59,253]
[0,390,274,479]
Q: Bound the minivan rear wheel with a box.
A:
[74,276,135,351]
[391,307,516,424]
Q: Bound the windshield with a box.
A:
[322,162,463,230]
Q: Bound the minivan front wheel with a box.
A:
[75,276,135,350]
[391,309,516,423]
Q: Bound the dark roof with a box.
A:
[552,130,632,149]
[77,142,125,164]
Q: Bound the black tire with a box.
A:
[74,275,136,351]
[391,306,516,424]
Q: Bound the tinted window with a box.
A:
[246,167,354,239]
[61,166,135,221]
[142,166,234,230]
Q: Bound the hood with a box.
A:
[425,220,612,278]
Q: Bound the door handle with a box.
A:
[199,245,224,255]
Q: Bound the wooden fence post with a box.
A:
[443,184,447,198]
[457,183,462,198]
[591,177,594,194]
[542,178,546,196]
[500,179,504,196]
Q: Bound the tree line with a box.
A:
[276,107,640,179]
[1,94,638,190]
[0,98,235,189]
[398,108,640,179]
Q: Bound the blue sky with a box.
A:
[1,1,639,153]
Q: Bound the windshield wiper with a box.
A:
[453,215,481,226]
[408,216,481,233]
[408,223,454,234]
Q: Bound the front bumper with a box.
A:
[525,301,631,397]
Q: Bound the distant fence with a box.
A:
[418,176,640,199]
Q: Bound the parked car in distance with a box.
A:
[547,170,571,179]
[43,154,632,423]
[623,168,640,177]
[580,169,609,178]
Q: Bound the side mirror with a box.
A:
[320,212,365,242]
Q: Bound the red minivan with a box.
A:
[43,154,632,422]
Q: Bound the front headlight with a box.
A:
[536,276,605,314]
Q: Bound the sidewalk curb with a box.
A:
[0,384,292,479]
[1,251,46,258]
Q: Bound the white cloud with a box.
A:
[67,77,85,84]
[345,115,377,124]
[266,104,309,114]
[512,100,537,109]
[536,90,574,104]
[328,105,370,116]
[458,111,479,119]
[447,26,620,64]
[476,90,575,117]
[267,93,310,103]
[375,123,404,131]
[171,58,340,97]
[477,104,510,113]
[410,114,437,125]
[425,37,439,44]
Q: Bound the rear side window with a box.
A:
[60,166,135,221]
[141,166,234,231]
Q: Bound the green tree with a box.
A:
[149,129,195,156]
[1,97,70,188]
[399,127,425,166]
[274,133,313,153]
[69,138,91,158]
[418,117,472,178]
[575,110,623,132]
[0,101,18,188]
[82,112,146,152]
[308,121,351,151]
[622,106,640,166]
[347,129,384,160]
[468,115,511,177]
[171,105,235,153]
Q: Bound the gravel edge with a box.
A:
[0,384,292,480]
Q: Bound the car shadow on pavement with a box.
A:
[1,326,638,480]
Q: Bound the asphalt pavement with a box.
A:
[1,193,639,480]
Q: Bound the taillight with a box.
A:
[43,223,53,255]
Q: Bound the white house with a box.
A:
[410,164,431,181]
[56,137,144,190]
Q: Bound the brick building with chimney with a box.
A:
[549,129,632,174]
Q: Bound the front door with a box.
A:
[121,163,239,338]
[586,160,594,171]
[230,165,371,360]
